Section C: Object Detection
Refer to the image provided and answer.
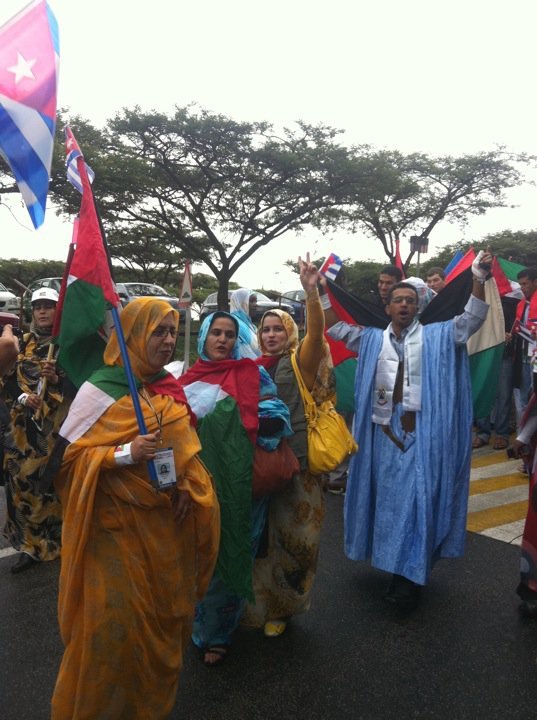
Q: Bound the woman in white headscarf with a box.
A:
[230,288,260,359]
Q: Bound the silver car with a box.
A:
[199,290,295,324]
[116,282,184,318]
[0,282,21,314]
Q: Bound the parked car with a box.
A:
[199,290,296,324]
[22,277,62,322]
[0,282,21,315]
[281,289,306,325]
[116,282,185,319]
[23,279,186,323]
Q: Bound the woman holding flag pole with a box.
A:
[51,297,220,720]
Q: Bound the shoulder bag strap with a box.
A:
[290,350,317,420]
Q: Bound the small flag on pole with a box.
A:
[320,253,343,282]
[394,237,405,278]
[65,125,94,193]
[0,0,59,228]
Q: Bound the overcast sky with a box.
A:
[1,0,537,292]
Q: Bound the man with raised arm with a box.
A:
[319,251,492,611]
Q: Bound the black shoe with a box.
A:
[519,600,537,619]
[384,574,421,612]
[10,553,39,574]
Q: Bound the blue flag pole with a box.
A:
[70,136,159,487]
[110,305,159,486]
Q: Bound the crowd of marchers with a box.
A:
[0,252,536,720]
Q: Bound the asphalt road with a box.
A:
[1,492,536,720]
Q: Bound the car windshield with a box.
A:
[253,292,273,302]
[283,290,305,302]
[0,282,9,292]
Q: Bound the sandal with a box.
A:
[472,437,488,449]
[264,620,287,637]
[203,646,229,667]
[492,437,508,450]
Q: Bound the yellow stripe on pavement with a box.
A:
[471,451,513,469]
[467,501,528,532]
[469,474,528,496]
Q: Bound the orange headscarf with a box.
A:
[104,297,179,381]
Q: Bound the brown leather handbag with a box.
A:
[252,439,300,498]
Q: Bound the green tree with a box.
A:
[49,107,360,309]
[342,148,531,270]
[0,258,66,295]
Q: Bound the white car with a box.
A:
[0,282,20,313]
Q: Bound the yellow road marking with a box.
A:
[469,474,528,496]
[471,452,513,469]
[467,501,528,532]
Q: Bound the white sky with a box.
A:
[1,0,537,293]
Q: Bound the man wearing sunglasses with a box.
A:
[321,250,492,612]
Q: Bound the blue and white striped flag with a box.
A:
[320,253,343,281]
[65,125,94,193]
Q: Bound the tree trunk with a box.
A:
[217,272,231,311]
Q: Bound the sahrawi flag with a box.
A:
[177,359,260,599]
[0,0,59,228]
[54,130,120,388]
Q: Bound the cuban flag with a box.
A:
[65,125,94,193]
[320,252,343,281]
[0,0,59,228]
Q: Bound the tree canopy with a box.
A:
[0,106,533,305]
[49,107,361,308]
[340,147,532,270]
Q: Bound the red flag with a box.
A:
[395,238,405,279]
[56,133,120,387]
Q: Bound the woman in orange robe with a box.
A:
[51,298,220,720]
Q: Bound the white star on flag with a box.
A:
[7,51,36,84]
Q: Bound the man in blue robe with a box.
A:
[320,252,492,611]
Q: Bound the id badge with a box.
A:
[154,447,176,490]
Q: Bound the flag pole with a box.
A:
[82,156,159,486]
[179,261,193,371]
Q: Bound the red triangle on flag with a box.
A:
[491,257,512,296]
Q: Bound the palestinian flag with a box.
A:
[466,276,505,418]
[54,134,120,388]
[178,358,260,600]
[497,256,526,283]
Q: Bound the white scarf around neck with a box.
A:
[372,320,423,425]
